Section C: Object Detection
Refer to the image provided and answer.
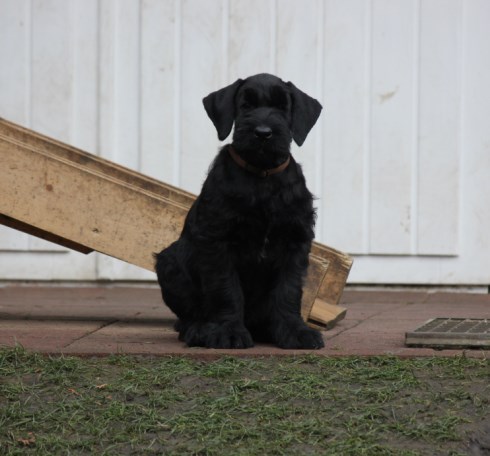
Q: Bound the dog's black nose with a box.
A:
[254,126,272,140]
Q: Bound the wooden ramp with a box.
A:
[0,118,352,329]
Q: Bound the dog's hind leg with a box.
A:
[155,240,201,340]
[156,240,254,348]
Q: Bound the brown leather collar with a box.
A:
[228,146,290,178]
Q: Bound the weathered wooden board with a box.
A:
[0,118,352,329]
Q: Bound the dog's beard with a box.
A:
[232,124,292,169]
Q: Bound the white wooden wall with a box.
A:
[1,0,489,284]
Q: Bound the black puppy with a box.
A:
[155,73,323,349]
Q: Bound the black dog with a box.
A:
[155,73,324,349]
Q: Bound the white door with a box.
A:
[321,0,490,285]
[1,0,489,285]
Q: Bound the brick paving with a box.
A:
[0,285,488,359]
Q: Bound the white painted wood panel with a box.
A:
[369,0,416,254]
[0,0,30,251]
[276,0,323,240]
[98,0,117,165]
[0,227,29,251]
[349,0,490,284]
[1,0,489,284]
[0,0,30,125]
[180,0,223,194]
[71,0,98,153]
[0,251,96,280]
[417,0,460,255]
[31,0,73,142]
[140,0,177,183]
[457,0,490,281]
[322,0,367,254]
[228,0,273,79]
[113,0,140,170]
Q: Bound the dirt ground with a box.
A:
[1,348,489,455]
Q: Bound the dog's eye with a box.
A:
[271,86,289,111]
[275,101,288,111]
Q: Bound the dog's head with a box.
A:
[203,73,322,167]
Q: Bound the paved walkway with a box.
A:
[0,285,488,359]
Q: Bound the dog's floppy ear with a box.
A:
[287,82,323,146]
[202,79,243,141]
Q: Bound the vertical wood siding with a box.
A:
[0,0,489,283]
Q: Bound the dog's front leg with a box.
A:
[268,245,325,349]
[184,240,254,349]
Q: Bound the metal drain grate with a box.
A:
[405,318,490,349]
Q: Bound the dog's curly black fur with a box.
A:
[155,73,324,349]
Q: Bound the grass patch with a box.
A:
[0,346,488,455]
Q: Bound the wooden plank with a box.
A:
[0,118,352,329]
[300,255,330,323]
[0,126,187,270]
[308,300,347,331]
[311,243,352,315]
[0,215,93,255]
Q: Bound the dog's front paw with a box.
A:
[275,325,325,350]
[184,321,254,349]
[207,325,255,349]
